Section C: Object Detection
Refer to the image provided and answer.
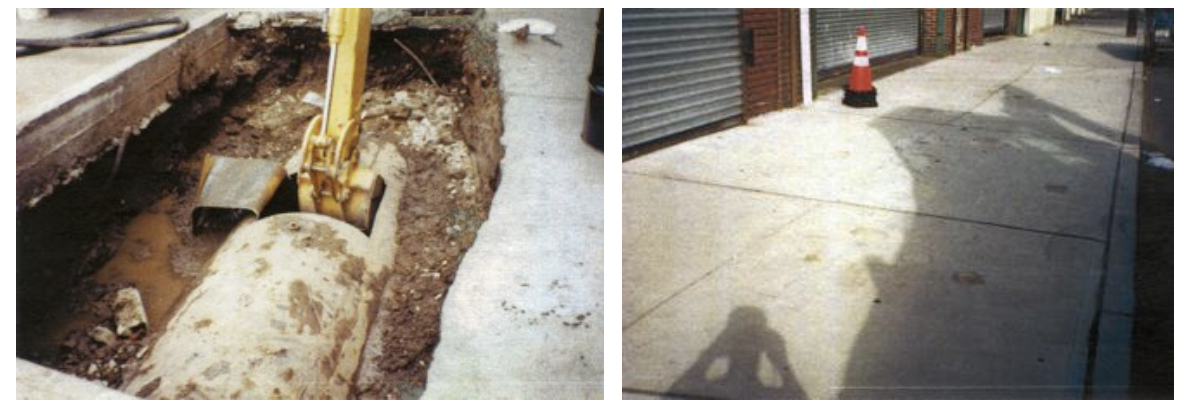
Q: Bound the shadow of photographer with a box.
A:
[668,306,805,399]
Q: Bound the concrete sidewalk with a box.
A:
[16,9,229,209]
[423,8,604,399]
[623,10,1138,399]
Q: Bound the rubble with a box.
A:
[301,91,324,108]
[231,12,264,31]
[113,288,148,338]
[88,326,117,347]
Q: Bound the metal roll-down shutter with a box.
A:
[812,9,920,76]
[983,9,1007,35]
[623,8,744,148]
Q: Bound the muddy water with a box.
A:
[20,195,200,363]
[90,196,193,333]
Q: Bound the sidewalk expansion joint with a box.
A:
[624,170,1107,245]
[943,64,1035,127]
[622,387,711,400]
[808,99,1127,151]
[622,198,821,332]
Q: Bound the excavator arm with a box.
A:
[191,8,382,233]
[297,8,383,231]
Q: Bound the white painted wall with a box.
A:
[1024,8,1057,35]
[1024,8,1090,34]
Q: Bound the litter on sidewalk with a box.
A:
[497,18,557,36]
[1144,152,1174,170]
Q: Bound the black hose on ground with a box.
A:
[17,16,189,57]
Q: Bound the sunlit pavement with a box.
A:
[423,9,604,399]
[623,10,1139,399]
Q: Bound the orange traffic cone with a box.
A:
[843,26,878,108]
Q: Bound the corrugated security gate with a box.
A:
[983,9,1007,35]
[623,9,744,148]
[812,9,920,76]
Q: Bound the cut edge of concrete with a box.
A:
[15,9,484,211]
[1086,43,1143,400]
[224,8,483,31]
[421,8,603,400]
[16,11,231,210]
[16,359,137,400]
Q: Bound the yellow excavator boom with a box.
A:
[297,8,383,231]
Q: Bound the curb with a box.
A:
[1086,42,1143,399]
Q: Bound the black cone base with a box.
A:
[843,87,878,108]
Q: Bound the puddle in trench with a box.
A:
[90,196,191,333]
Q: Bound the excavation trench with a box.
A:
[15,23,502,399]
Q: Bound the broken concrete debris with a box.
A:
[301,91,324,108]
[88,326,118,346]
[113,288,148,338]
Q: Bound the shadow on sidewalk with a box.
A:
[668,306,805,399]
[840,74,1131,398]
[1098,42,1141,61]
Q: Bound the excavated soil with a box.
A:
[15,22,502,399]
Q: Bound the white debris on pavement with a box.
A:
[497,18,557,35]
[1041,66,1062,74]
[1144,152,1174,170]
[1147,158,1174,170]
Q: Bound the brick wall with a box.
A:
[742,9,780,118]
[945,9,957,54]
[777,9,795,109]
[922,9,938,55]
[968,8,985,46]
[955,9,968,51]
[921,9,958,56]
[741,9,801,118]
[1007,9,1021,36]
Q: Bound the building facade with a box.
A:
[623,8,1081,150]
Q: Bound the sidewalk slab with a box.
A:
[484,8,598,101]
[622,173,819,327]
[422,8,602,399]
[624,202,1103,399]
[965,25,1138,70]
[17,359,136,399]
[16,9,229,209]
[626,108,1119,241]
[624,110,927,215]
[813,59,1034,125]
[957,67,1134,144]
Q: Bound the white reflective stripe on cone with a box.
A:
[857,37,868,51]
[853,56,870,67]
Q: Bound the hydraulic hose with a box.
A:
[17,16,189,57]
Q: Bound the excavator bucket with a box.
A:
[191,155,286,233]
